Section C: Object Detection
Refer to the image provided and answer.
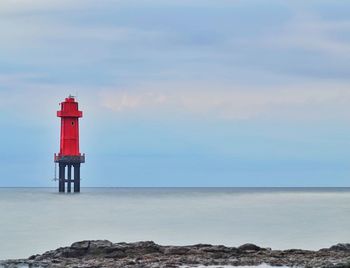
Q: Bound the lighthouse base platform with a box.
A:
[55,155,85,193]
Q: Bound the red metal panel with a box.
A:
[57,96,83,156]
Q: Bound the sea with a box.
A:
[0,187,349,262]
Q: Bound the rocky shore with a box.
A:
[1,240,350,268]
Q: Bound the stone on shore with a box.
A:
[1,240,350,268]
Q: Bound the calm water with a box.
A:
[0,187,349,260]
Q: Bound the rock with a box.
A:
[71,240,90,249]
[125,241,160,255]
[2,240,350,268]
[163,246,190,255]
[238,243,261,251]
[329,243,350,252]
[87,240,114,255]
[89,240,113,249]
[28,254,39,260]
[199,245,230,253]
[105,250,127,259]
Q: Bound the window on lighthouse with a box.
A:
[71,121,74,126]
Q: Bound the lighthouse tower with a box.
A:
[54,96,85,193]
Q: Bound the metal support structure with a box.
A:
[74,163,81,193]
[57,159,82,193]
[59,163,65,193]
[67,164,72,193]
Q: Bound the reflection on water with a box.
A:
[0,187,349,260]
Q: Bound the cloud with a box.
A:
[1,0,350,123]
[98,81,350,120]
[4,75,349,123]
[0,0,241,15]
[0,0,79,13]
[101,90,167,112]
[264,13,350,57]
[0,16,164,47]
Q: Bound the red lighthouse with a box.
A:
[54,96,85,193]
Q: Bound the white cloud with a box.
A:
[1,1,350,124]
[264,13,350,57]
[98,82,350,120]
[101,90,167,112]
[0,18,157,42]
[1,74,349,122]
[0,0,77,13]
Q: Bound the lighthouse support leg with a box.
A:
[59,163,66,193]
[67,164,72,193]
[74,163,80,193]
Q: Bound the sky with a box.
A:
[0,0,349,187]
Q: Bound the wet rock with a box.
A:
[2,240,350,268]
[28,254,39,260]
[329,244,350,252]
[238,243,261,251]
[125,241,161,255]
[89,240,113,249]
[87,240,114,256]
[163,246,190,255]
[71,240,90,249]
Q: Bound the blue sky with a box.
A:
[0,0,349,186]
